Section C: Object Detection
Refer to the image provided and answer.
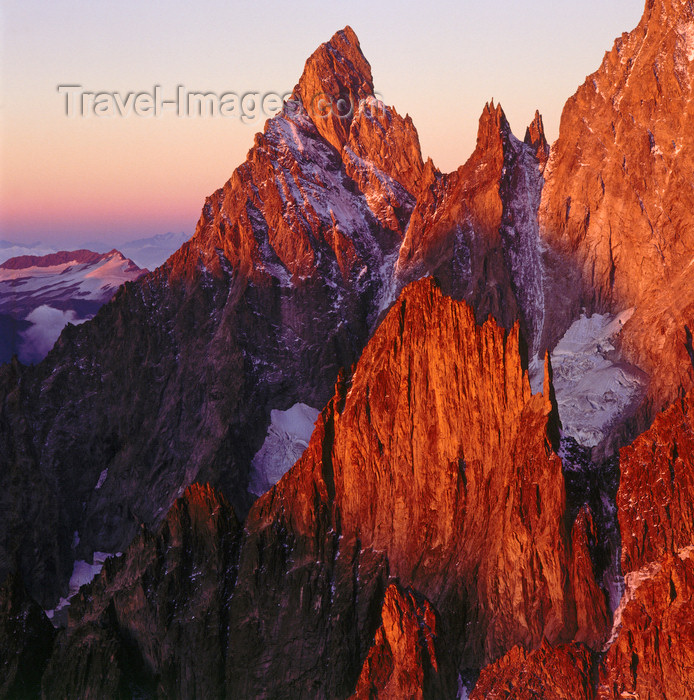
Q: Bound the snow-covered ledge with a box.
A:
[248,403,320,496]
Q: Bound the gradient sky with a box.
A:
[1,0,644,246]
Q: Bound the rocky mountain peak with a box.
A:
[539,0,694,428]
[647,0,694,21]
[168,483,237,533]
[351,584,454,698]
[246,277,607,674]
[0,249,122,270]
[475,100,511,154]
[5,10,694,695]
[524,110,550,169]
[296,26,374,150]
[346,98,425,195]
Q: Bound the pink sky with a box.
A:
[0,0,644,246]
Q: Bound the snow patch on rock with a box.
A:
[537,309,646,447]
[680,20,694,62]
[95,468,108,490]
[249,403,320,496]
[45,551,120,622]
[603,557,662,650]
[604,547,694,651]
[552,310,646,446]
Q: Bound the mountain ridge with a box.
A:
[1,4,694,695]
[0,248,147,364]
[0,249,131,270]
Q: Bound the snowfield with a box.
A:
[249,403,321,496]
[532,309,647,448]
[0,250,145,363]
[45,551,121,622]
[0,250,144,303]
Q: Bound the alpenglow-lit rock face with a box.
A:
[350,584,453,700]
[0,23,557,612]
[29,279,610,697]
[539,0,694,424]
[3,3,694,696]
[0,26,430,607]
[472,383,694,698]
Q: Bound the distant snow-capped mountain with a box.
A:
[0,232,190,270]
[81,232,190,270]
[3,4,694,696]
[0,249,147,364]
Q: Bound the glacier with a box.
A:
[248,402,321,496]
[532,309,646,448]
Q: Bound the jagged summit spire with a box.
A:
[295,26,374,150]
[481,100,509,127]
[524,110,545,144]
[524,110,550,168]
[334,25,361,51]
[475,101,511,154]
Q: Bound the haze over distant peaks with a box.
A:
[0,232,190,270]
[0,249,146,364]
[1,4,694,697]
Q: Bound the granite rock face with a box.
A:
[469,640,598,700]
[471,385,694,699]
[0,27,423,607]
[598,551,694,699]
[598,386,694,698]
[41,484,240,699]
[33,280,609,697]
[3,3,694,697]
[539,0,694,420]
[0,24,551,612]
[351,584,453,700]
[394,103,547,356]
[618,391,694,574]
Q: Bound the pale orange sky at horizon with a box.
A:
[0,0,644,246]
